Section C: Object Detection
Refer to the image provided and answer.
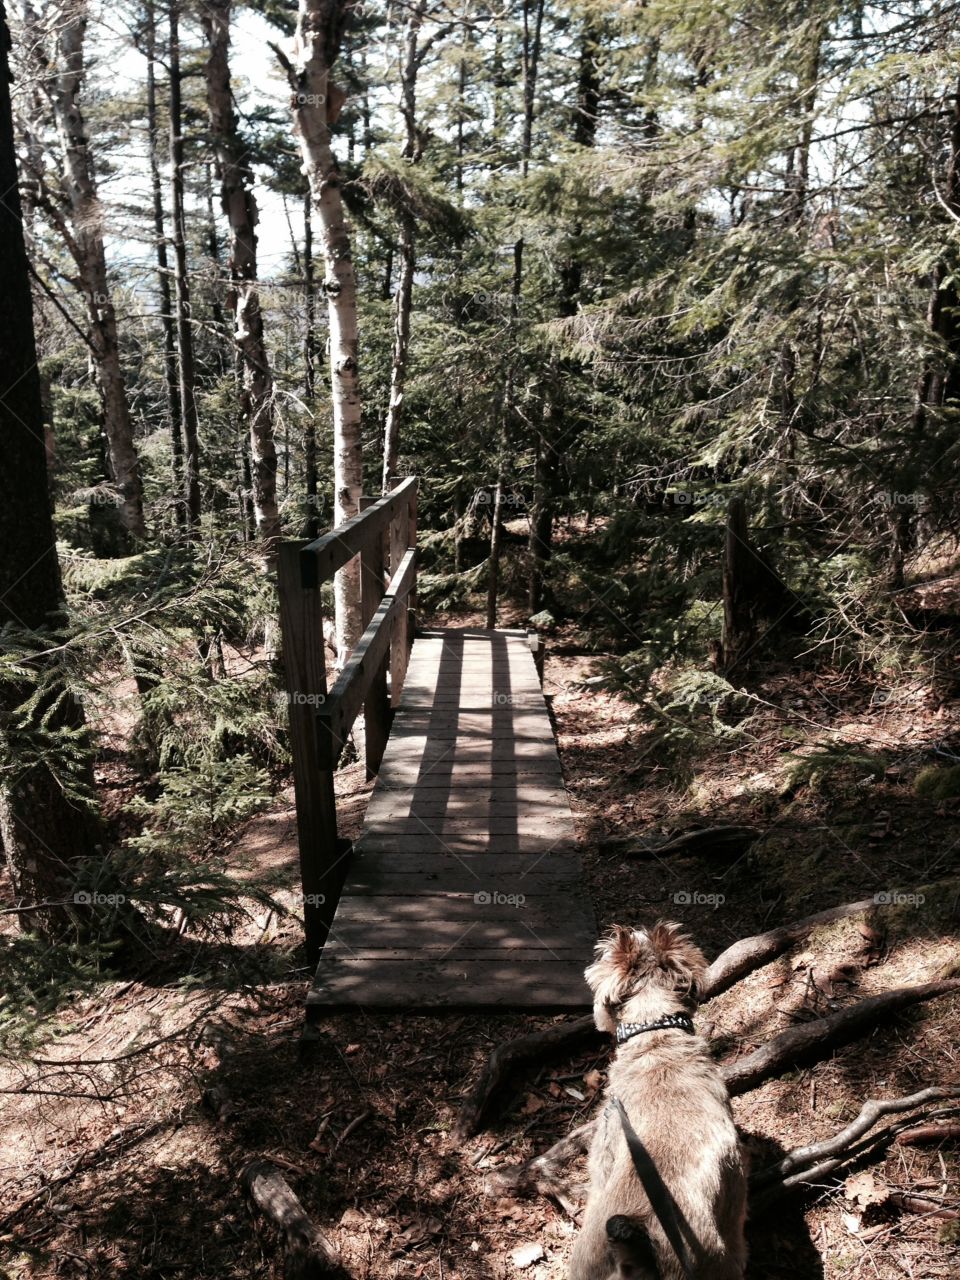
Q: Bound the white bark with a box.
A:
[286,0,363,657]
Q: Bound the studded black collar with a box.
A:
[616,1013,695,1045]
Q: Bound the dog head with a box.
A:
[585,921,707,1033]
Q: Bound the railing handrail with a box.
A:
[299,476,418,588]
[276,475,418,964]
[317,545,417,767]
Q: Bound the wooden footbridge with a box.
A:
[277,479,594,1012]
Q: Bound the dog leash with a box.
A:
[608,1097,696,1279]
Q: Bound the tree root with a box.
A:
[721,979,960,1096]
[488,983,960,1202]
[455,891,896,1136]
[703,894,880,999]
[241,1159,348,1280]
[751,1086,960,1200]
[455,1016,602,1138]
[484,1121,594,1214]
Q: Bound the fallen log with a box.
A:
[722,979,960,1097]
[241,1159,346,1280]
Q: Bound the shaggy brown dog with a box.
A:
[568,923,747,1280]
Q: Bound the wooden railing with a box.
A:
[277,477,418,962]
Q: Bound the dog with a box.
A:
[567,923,747,1280]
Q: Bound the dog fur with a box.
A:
[567,923,748,1280]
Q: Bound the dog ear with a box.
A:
[647,921,708,1003]
[585,925,642,1001]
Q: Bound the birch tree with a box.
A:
[381,0,426,492]
[281,0,363,655]
[140,0,182,523]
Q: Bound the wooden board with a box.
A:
[307,627,595,1011]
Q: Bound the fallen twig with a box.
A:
[896,1121,960,1146]
[335,1110,371,1149]
[601,825,759,861]
[0,1119,171,1230]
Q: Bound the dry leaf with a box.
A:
[583,1069,603,1092]
[845,1171,886,1208]
[522,1094,546,1115]
[842,1212,862,1235]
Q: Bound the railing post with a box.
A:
[407,481,418,643]
[277,542,338,966]
[389,483,407,706]
[359,495,391,778]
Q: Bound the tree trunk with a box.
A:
[527,17,599,614]
[285,0,363,658]
[202,0,281,560]
[302,191,319,537]
[527,372,559,614]
[485,405,509,630]
[381,0,426,492]
[489,0,541,624]
[520,0,545,170]
[143,0,183,528]
[721,495,801,671]
[47,0,145,540]
[908,82,960,466]
[168,1,202,530]
[0,1,103,939]
[382,213,414,491]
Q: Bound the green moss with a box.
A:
[913,765,960,801]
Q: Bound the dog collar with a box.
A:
[616,1013,695,1045]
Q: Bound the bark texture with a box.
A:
[202,0,281,557]
[286,0,363,655]
[46,0,145,538]
[0,2,102,937]
[143,0,182,521]
[381,0,426,492]
[168,1,202,528]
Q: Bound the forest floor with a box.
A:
[2,604,960,1280]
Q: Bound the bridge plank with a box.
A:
[308,959,591,1009]
[307,627,594,1011]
